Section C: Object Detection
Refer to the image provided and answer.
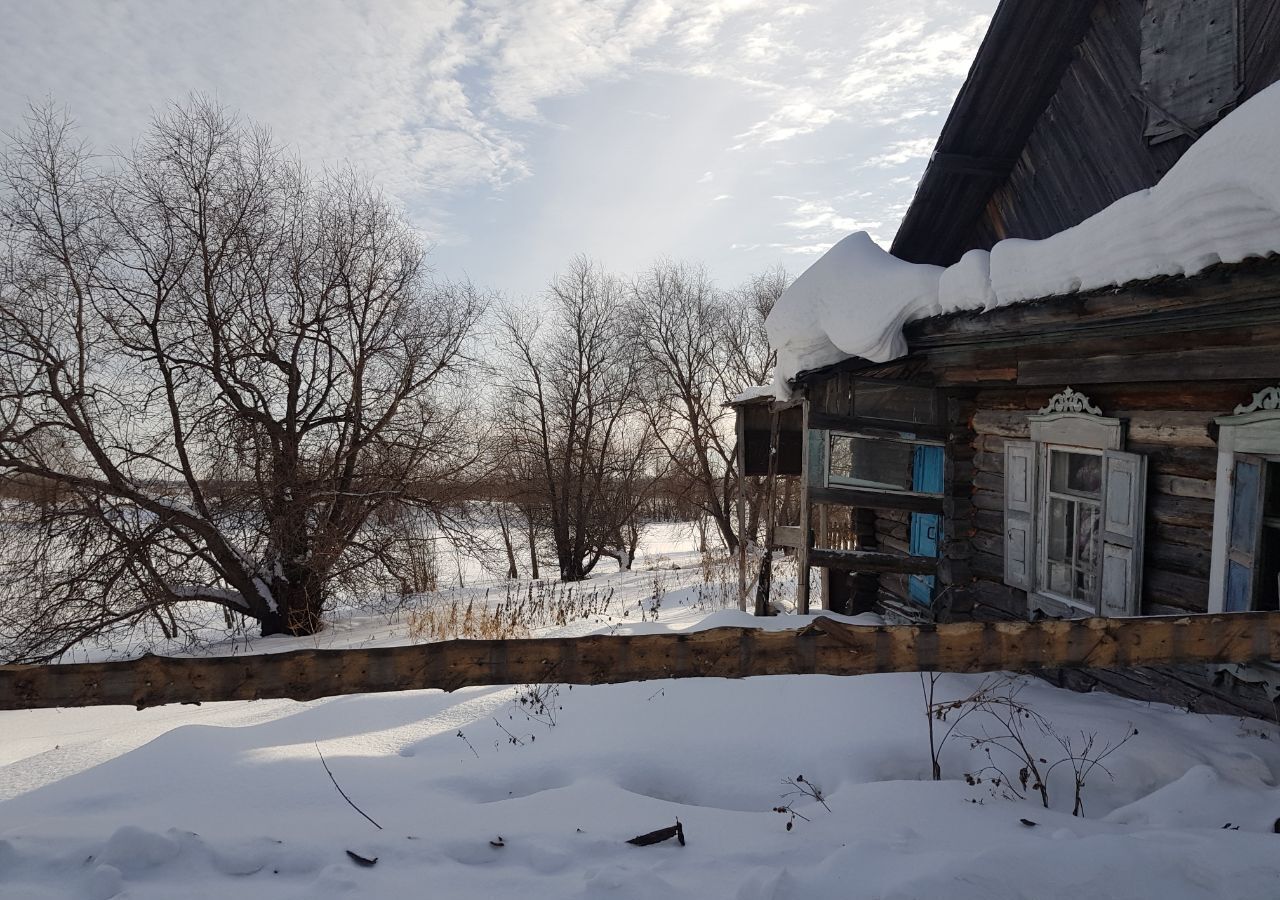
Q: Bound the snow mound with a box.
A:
[768,81,1280,394]
[766,232,942,396]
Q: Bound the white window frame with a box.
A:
[1208,387,1280,613]
[1005,388,1145,620]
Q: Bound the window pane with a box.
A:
[1050,450,1102,497]
[1047,497,1073,564]
[1047,561,1073,595]
[828,434,914,492]
[1076,503,1100,599]
[853,382,936,425]
[1077,504,1100,567]
[1044,494,1100,603]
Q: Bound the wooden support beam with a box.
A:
[925,152,1018,177]
[809,485,945,515]
[736,408,748,612]
[797,398,812,614]
[807,411,948,442]
[809,548,939,575]
[3,612,1279,711]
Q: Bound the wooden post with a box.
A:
[818,503,830,610]
[797,396,812,614]
[3,612,1280,710]
[735,407,748,612]
[759,409,781,616]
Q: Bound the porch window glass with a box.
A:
[853,382,937,425]
[827,433,939,494]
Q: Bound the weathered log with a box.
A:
[971,410,1030,438]
[1148,494,1215,529]
[1152,473,1217,501]
[1121,412,1216,448]
[2,612,1279,711]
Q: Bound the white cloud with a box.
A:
[0,0,997,290]
[863,137,937,168]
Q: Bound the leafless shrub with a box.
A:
[773,774,830,831]
[924,674,1137,815]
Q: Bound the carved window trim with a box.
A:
[1028,388,1125,451]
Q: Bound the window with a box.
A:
[1004,389,1147,618]
[1043,449,1103,603]
[1209,388,1280,613]
[826,432,943,496]
[852,381,938,426]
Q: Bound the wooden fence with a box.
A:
[2,611,1278,710]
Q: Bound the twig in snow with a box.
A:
[316,742,382,830]
[456,729,479,758]
[627,820,685,846]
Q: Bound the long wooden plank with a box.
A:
[2,612,1278,711]
[809,485,945,514]
[808,548,938,575]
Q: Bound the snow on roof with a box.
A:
[765,232,941,397]
[766,81,1280,397]
[728,384,776,404]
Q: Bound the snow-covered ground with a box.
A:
[2,524,1280,899]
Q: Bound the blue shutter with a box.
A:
[1224,456,1264,612]
[909,445,944,605]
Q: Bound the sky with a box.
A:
[0,0,997,297]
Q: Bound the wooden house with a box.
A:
[735,0,1280,718]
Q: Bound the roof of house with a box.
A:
[889,0,1096,267]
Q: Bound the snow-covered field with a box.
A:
[3,524,1280,899]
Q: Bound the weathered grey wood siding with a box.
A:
[962,0,1280,254]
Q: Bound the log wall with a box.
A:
[895,260,1280,718]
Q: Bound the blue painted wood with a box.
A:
[1225,456,1264,611]
[909,446,945,605]
[1225,561,1253,613]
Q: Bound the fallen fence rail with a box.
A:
[1,611,1278,710]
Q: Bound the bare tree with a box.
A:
[631,262,786,554]
[497,257,655,581]
[723,266,785,390]
[0,99,484,660]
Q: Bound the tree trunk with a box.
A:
[497,509,519,580]
[261,575,325,637]
[524,509,540,581]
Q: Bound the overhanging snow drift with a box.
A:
[767,81,1280,396]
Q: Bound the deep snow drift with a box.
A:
[2,532,1279,899]
[767,81,1280,395]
